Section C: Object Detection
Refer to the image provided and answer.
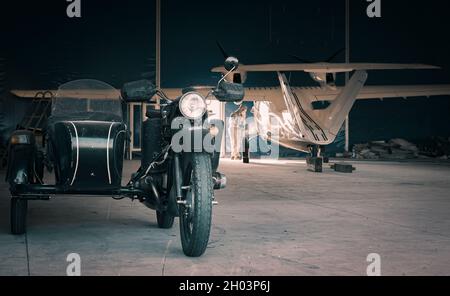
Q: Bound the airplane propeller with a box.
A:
[216,41,231,59]
[290,48,345,89]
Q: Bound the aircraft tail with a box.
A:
[323,70,368,135]
[277,70,367,145]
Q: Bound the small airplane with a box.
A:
[209,49,450,157]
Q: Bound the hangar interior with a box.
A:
[0,0,450,276]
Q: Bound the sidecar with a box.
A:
[46,80,127,192]
[6,80,129,234]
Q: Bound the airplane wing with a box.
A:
[211,63,439,73]
[11,84,450,102]
[241,85,450,102]
[298,84,450,101]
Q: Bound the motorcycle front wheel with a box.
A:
[179,152,213,257]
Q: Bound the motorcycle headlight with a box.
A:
[179,92,207,120]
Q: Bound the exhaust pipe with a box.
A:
[135,176,161,210]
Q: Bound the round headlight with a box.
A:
[179,92,207,119]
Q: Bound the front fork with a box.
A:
[170,152,226,209]
[173,153,183,200]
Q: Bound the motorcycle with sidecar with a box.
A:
[6,57,244,257]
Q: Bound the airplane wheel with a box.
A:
[11,198,28,235]
[156,210,174,229]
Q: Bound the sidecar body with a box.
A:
[7,80,128,196]
[47,80,127,192]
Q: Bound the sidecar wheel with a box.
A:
[156,211,174,229]
[179,153,213,257]
[11,198,28,235]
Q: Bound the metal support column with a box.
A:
[344,0,350,153]
[155,0,161,109]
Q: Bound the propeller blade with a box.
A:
[216,41,230,59]
[290,54,312,64]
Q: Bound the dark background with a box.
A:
[1,0,450,149]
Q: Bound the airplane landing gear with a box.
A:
[306,145,323,173]
[243,123,250,164]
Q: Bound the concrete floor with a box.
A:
[0,159,450,276]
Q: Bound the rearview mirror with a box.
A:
[224,56,239,71]
[121,80,157,102]
[213,80,245,102]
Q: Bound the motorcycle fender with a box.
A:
[6,131,35,187]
